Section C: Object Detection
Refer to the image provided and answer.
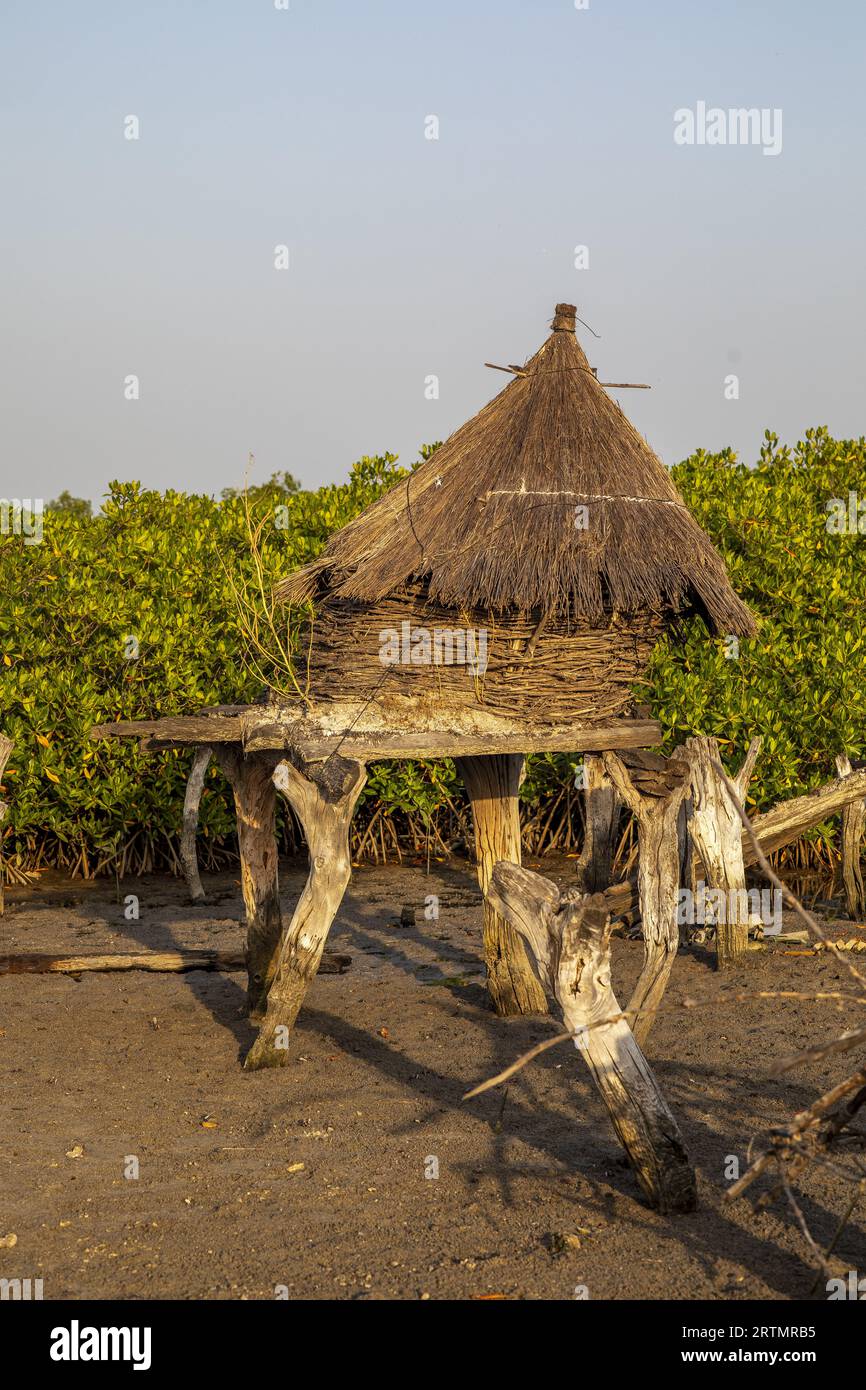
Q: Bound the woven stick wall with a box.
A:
[299,586,663,723]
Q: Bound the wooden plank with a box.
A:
[92,710,662,760]
[91,715,244,744]
[240,716,663,762]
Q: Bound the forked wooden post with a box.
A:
[602,749,690,1047]
[456,753,547,1017]
[180,747,211,904]
[0,734,12,916]
[576,752,622,892]
[488,861,696,1213]
[214,748,283,1019]
[244,754,366,1070]
[835,755,866,919]
[683,735,763,967]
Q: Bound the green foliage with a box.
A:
[0,455,410,873]
[47,491,92,519]
[1,429,863,872]
[220,470,301,502]
[647,427,866,812]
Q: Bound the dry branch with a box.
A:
[0,949,352,976]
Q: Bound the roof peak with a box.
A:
[551,303,577,332]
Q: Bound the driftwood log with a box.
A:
[602,749,690,1046]
[683,735,763,967]
[180,747,211,903]
[456,754,547,1017]
[0,949,351,976]
[576,752,622,893]
[488,861,697,1214]
[747,765,866,858]
[835,756,866,919]
[243,755,367,1070]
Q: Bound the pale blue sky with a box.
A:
[2,0,864,504]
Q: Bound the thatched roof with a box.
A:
[277,303,755,637]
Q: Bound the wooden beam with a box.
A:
[91,711,662,761]
[746,766,866,858]
[240,716,662,762]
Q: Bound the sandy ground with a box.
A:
[1,854,864,1301]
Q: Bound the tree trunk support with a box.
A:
[836,755,866,919]
[181,747,211,904]
[488,861,697,1213]
[576,752,622,893]
[214,748,283,1020]
[456,753,547,1017]
[603,750,690,1047]
[244,754,366,1070]
[684,736,763,968]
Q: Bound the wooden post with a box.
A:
[181,747,211,904]
[576,752,622,893]
[244,754,366,1070]
[214,748,282,1020]
[456,753,547,1017]
[488,861,697,1213]
[836,755,866,919]
[0,735,13,917]
[684,736,763,968]
[602,750,690,1047]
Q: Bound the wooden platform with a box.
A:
[89,702,663,1070]
[91,706,662,762]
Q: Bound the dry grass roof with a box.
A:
[277,303,756,637]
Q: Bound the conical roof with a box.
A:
[277,303,755,636]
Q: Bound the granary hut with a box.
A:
[276,303,755,732]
